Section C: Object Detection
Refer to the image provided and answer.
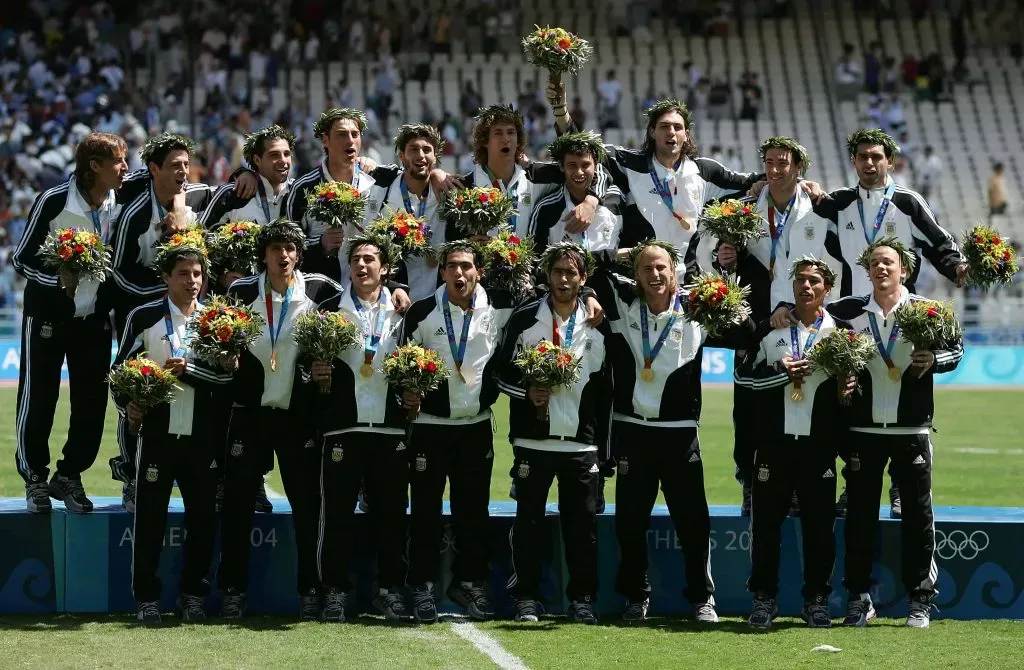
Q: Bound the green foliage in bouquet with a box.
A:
[699,198,768,247]
[895,300,962,350]
[682,271,752,337]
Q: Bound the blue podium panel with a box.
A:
[0,499,65,613]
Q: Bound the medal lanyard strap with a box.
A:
[442,292,474,374]
[256,178,272,223]
[548,297,577,349]
[789,310,823,360]
[264,275,294,368]
[88,207,107,244]
[768,194,796,274]
[856,181,897,244]
[400,177,429,218]
[868,313,900,368]
[485,165,520,229]
[648,156,686,222]
[640,293,682,369]
[163,297,185,358]
[353,290,388,365]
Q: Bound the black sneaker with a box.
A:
[514,599,540,622]
[906,592,933,629]
[300,589,320,620]
[322,589,347,623]
[622,598,649,622]
[842,593,876,627]
[568,599,598,625]
[889,485,902,519]
[801,594,832,628]
[214,480,224,513]
[49,474,93,514]
[748,595,778,629]
[447,581,494,621]
[836,488,848,517]
[26,482,52,514]
[221,590,246,619]
[122,480,136,514]
[137,600,161,624]
[788,490,801,517]
[411,584,438,624]
[255,480,273,513]
[373,589,414,623]
[741,484,752,517]
[178,593,206,622]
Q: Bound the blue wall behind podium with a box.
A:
[2,499,1021,619]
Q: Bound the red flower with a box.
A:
[324,191,336,199]
[508,251,519,263]
[425,361,437,373]
[848,332,856,342]
[478,193,490,203]
[140,366,154,376]
[741,207,752,215]
[993,235,1001,245]
[537,344,548,353]
[216,325,233,342]
[974,236,983,245]
[59,231,73,242]
[397,225,410,237]
[509,235,521,245]
[927,306,939,317]
[557,38,572,50]
[1005,251,1013,261]
[74,244,85,254]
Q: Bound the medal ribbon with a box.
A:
[548,297,577,349]
[484,165,520,230]
[400,177,429,218]
[867,313,901,370]
[640,293,682,372]
[648,156,688,225]
[856,181,897,244]
[442,292,474,377]
[352,290,388,368]
[789,310,823,361]
[264,275,294,371]
[163,297,186,358]
[256,178,272,224]
[768,193,796,278]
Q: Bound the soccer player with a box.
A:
[362,124,447,301]
[736,257,855,629]
[695,136,839,515]
[828,238,962,629]
[774,128,967,518]
[313,233,410,624]
[112,241,231,624]
[592,241,754,623]
[527,130,622,263]
[494,243,612,625]
[218,219,341,620]
[12,132,133,513]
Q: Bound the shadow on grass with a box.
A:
[488,615,897,634]
[0,613,297,632]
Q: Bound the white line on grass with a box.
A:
[450,621,531,670]
[953,448,1024,456]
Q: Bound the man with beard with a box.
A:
[13,132,134,513]
[362,124,447,301]
[592,241,755,623]
[827,238,962,629]
[769,129,967,518]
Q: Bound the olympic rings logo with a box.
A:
[934,529,990,560]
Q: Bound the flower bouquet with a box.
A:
[208,220,262,275]
[152,225,208,269]
[381,343,450,420]
[894,300,962,351]
[440,186,515,238]
[699,199,767,247]
[39,227,111,298]
[961,225,1019,289]
[108,356,180,433]
[513,339,583,420]
[521,25,593,85]
[305,180,367,230]
[804,328,876,405]
[185,296,265,368]
[366,208,432,258]
[293,310,362,393]
[481,225,536,302]
[682,271,752,337]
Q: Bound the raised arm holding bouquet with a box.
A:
[961,225,1019,289]
[522,25,593,87]
[39,227,112,298]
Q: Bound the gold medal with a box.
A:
[791,388,804,402]
[641,367,655,382]
[888,365,901,382]
[360,363,373,378]
[270,354,277,373]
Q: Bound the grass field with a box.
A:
[1,387,1023,669]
